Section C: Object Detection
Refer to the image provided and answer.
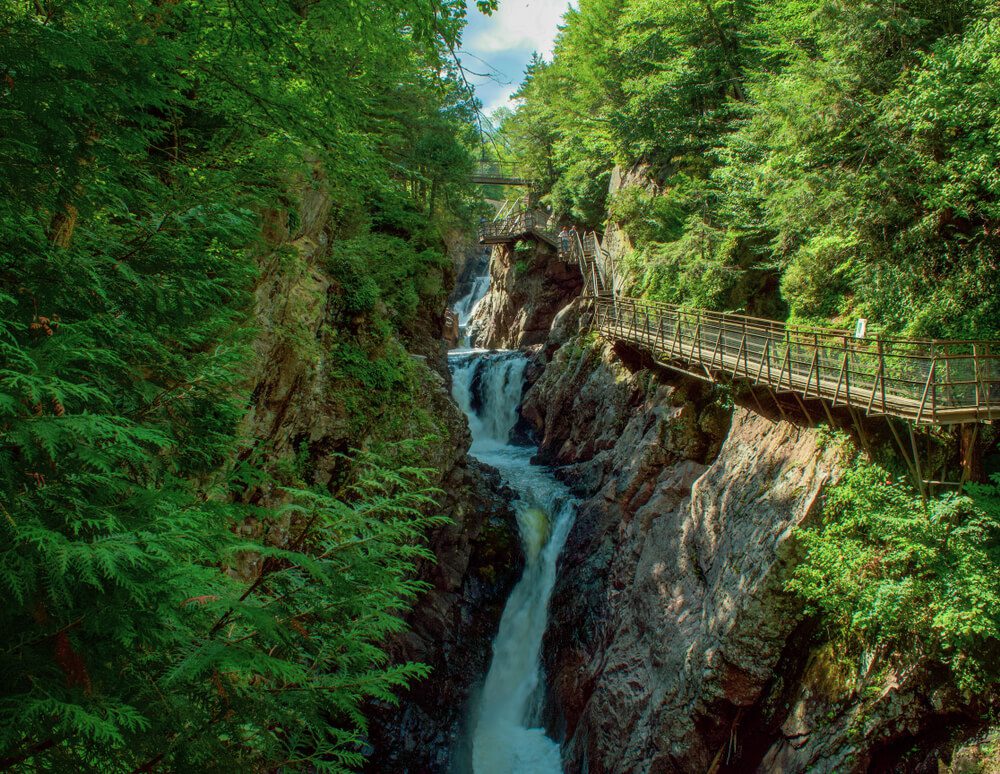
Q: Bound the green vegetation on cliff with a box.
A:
[496,0,1000,720]
[0,0,491,769]
[498,0,1000,339]
[790,460,1000,692]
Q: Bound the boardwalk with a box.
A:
[479,209,559,249]
[591,297,1000,425]
[474,201,1000,426]
[470,162,532,187]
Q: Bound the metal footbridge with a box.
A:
[471,184,1000,427]
[470,162,533,187]
[567,230,1000,427]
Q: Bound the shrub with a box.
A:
[789,462,1000,692]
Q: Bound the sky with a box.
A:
[459,0,573,119]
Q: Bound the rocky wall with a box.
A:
[469,239,582,350]
[522,306,986,772]
[239,174,523,772]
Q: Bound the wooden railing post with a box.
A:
[973,342,982,417]
[916,346,936,425]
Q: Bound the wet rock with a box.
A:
[470,240,583,350]
[522,327,993,772]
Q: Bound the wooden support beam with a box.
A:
[767,385,791,423]
[958,422,981,494]
[908,422,928,506]
[886,418,924,501]
[818,397,838,428]
[792,393,815,426]
[848,405,875,463]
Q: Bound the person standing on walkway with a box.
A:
[559,226,570,255]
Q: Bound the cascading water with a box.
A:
[452,248,492,347]
[449,350,576,773]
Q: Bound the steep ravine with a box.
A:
[360,167,990,771]
[518,302,988,773]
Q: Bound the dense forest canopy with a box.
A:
[0,0,492,769]
[493,0,1000,715]
[2,0,1000,769]
[498,0,1000,339]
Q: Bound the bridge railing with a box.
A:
[471,162,533,186]
[478,208,559,247]
[480,210,532,242]
[564,229,617,296]
[592,296,1000,424]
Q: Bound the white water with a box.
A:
[455,273,490,326]
[449,350,576,774]
[452,250,492,347]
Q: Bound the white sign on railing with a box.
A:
[854,318,868,339]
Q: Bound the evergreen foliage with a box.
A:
[0,0,489,768]
[495,0,1000,705]
[499,0,1000,337]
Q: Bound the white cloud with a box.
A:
[483,85,519,116]
[467,0,571,60]
[460,0,575,117]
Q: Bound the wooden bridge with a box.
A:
[475,203,1000,427]
[478,208,560,249]
[470,162,533,187]
[591,296,999,426]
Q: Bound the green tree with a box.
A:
[0,0,486,768]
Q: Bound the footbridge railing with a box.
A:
[470,162,533,187]
[591,296,1000,425]
[478,209,559,248]
[564,229,624,297]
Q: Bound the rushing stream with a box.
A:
[449,350,576,773]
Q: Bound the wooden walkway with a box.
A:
[479,209,559,249]
[591,297,999,425]
[474,201,1000,426]
[565,231,999,426]
[470,162,532,187]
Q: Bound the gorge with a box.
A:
[3,1,999,772]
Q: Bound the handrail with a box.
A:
[478,206,559,248]
[471,162,533,186]
[587,296,1000,425]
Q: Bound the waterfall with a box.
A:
[455,273,490,326]
[451,249,492,348]
[449,350,576,774]
[450,352,528,451]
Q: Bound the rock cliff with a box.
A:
[364,457,523,772]
[469,238,582,350]
[522,306,988,772]
[240,176,523,772]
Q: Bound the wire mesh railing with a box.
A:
[564,229,616,297]
[478,209,559,247]
[470,162,533,186]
